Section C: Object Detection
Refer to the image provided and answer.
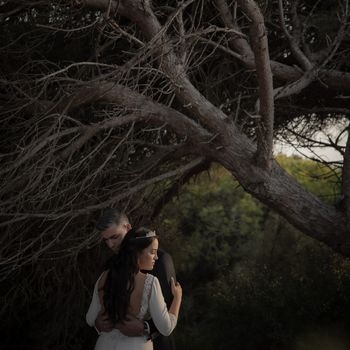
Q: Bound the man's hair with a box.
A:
[96,208,129,231]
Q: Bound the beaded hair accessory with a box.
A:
[134,230,157,239]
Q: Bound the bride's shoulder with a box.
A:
[144,272,155,281]
[148,274,160,288]
[143,273,157,287]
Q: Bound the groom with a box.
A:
[86,208,177,350]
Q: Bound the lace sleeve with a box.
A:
[149,276,177,336]
[137,273,154,320]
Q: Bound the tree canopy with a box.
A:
[1,0,350,278]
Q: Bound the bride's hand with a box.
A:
[171,277,182,300]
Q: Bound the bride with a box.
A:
[94,227,182,350]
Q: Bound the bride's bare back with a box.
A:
[128,272,147,318]
[98,271,148,320]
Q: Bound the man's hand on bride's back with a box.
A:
[95,312,114,333]
[116,317,144,336]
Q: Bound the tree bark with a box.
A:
[75,0,350,255]
[209,125,350,255]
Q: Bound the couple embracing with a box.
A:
[86,208,182,350]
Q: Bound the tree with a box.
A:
[1,0,350,278]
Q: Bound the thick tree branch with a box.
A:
[215,0,255,64]
[82,0,232,134]
[278,0,313,71]
[237,0,274,169]
[215,0,350,92]
[210,137,350,256]
[63,81,211,141]
[273,68,318,100]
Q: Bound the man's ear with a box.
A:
[126,223,132,231]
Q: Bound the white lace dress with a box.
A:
[93,274,177,350]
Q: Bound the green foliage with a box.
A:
[277,155,340,203]
[158,156,347,350]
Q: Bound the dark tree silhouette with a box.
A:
[1,0,349,275]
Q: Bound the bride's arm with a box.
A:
[152,250,176,308]
[149,276,182,336]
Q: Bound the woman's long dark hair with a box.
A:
[103,227,156,323]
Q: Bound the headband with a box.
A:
[134,230,157,239]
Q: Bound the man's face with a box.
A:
[100,222,131,252]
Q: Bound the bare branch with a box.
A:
[0,157,207,224]
[278,0,313,71]
[150,158,211,220]
[58,114,140,160]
